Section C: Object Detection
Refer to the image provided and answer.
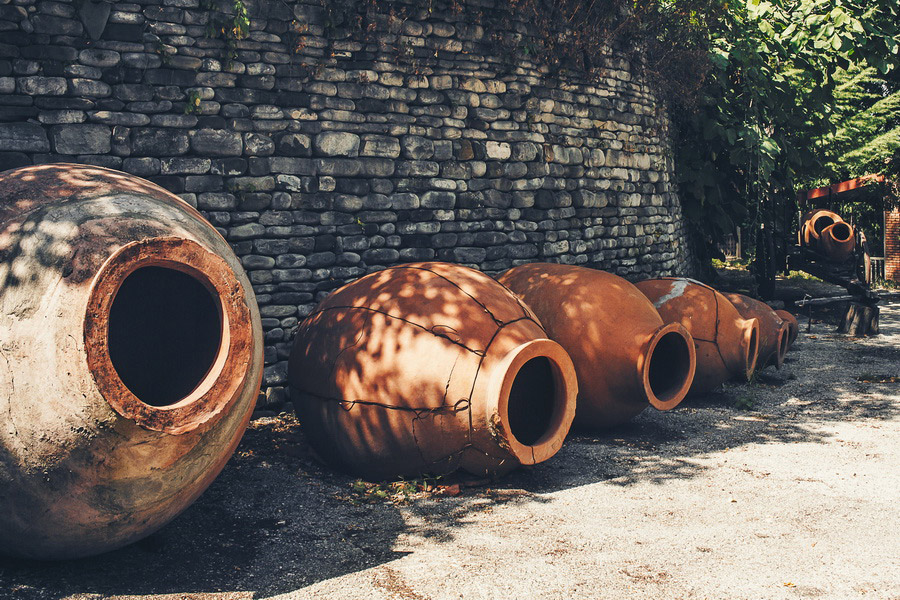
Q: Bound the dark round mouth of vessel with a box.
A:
[746,327,759,373]
[506,356,556,446]
[830,222,852,242]
[647,330,693,403]
[107,266,223,407]
[814,217,835,234]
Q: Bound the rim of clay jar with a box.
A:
[777,310,798,347]
[84,237,253,435]
[825,221,853,243]
[740,318,760,381]
[640,322,697,411]
[488,339,578,466]
[774,322,789,368]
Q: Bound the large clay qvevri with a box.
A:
[725,293,789,369]
[497,263,696,428]
[635,278,759,396]
[0,165,263,559]
[288,262,578,481]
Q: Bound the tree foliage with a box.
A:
[822,65,900,180]
[669,0,899,246]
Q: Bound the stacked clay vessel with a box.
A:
[0,164,263,559]
[800,209,856,262]
[288,262,578,481]
[801,209,842,248]
[497,263,696,428]
[725,294,789,370]
[635,278,759,396]
[819,221,855,262]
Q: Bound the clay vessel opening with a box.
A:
[507,356,556,446]
[108,266,222,407]
[830,222,853,242]
[492,339,576,466]
[646,329,694,408]
[742,322,759,378]
[814,216,836,235]
[777,325,789,365]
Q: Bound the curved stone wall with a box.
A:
[0,0,696,401]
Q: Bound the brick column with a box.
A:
[885,209,900,281]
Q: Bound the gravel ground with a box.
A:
[1,300,898,600]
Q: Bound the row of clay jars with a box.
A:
[801,209,856,262]
[287,266,802,482]
[725,294,791,369]
[0,165,264,560]
[634,278,760,396]
[497,264,697,430]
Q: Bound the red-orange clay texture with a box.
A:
[497,263,696,429]
[819,221,856,262]
[0,164,263,559]
[801,209,843,249]
[725,293,789,370]
[635,278,759,396]
[776,310,800,348]
[288,262,578,481]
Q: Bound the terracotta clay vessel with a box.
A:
[497,263,696,429]
[819,221,856,262]
[775,310,799,348]
[724,293,789,370]
[0,164,263,559]
[288,262,578,481]
[801,209,842,248]
[634,278,759,396]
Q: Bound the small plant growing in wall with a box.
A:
[203,0,250,68]
[184,90,203,114]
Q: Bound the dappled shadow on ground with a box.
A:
[2,304,897,599]
[0,417,410,599]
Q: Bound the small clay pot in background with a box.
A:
[725,293,789,370]
[0,164,263,559]
[635,278,759,396]
[288,262,578,481]
[498,263,696,429]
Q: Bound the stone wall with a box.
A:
[0,0,697,405]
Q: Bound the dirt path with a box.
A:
[2,303,898,600]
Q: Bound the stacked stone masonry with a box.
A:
[0,0,696,404]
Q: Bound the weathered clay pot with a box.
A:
[0,164,263,559]
[724,293,789,370]
[820,221,856,262]
[497,263,696,429]
[288,262,578,481]
[775,310,799,348]
[634,278,759,396]
[801,209,842,248]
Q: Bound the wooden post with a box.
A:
[838,302,880,335]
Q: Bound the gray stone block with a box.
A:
[132,128,189,156]
[18,77,67,96]
[51,124,111,155]
[0,123,49,152]
[190,129,242,157]
[314,131,360,157]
